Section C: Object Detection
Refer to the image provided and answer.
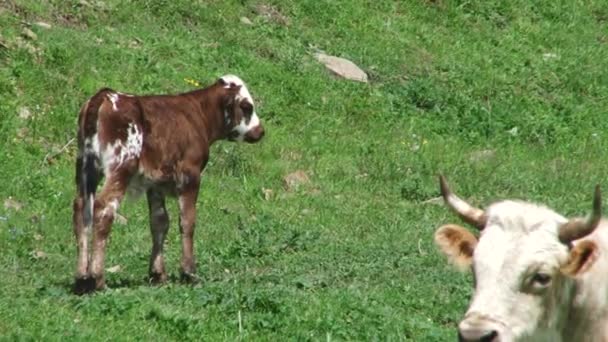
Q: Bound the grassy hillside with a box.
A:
[1,0,607,339]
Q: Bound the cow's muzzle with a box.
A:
[458,316,501,342]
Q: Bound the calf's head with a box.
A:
[218,75,264,143]
[434,176,601,342]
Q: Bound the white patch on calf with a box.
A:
[224,110,232,125]
[101,199,119,218]
[107,93,119,111]
[102,123,143,172]
[232,111,260,141]
[220,74,254,103]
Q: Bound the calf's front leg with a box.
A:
[178,178,200,282]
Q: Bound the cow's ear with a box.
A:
[434,224,478,271]
[561,240,599,276]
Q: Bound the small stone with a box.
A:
[106,265,121,273]
[314,53,368,82]
[283,170,310,191]
[240,17,253,25]
[34,22,52,29]
[31,250,47,260]
[469,149,496,162]
[262,188,273,201]
[4,197,23,211]
[507,126,519,137]
[33,233,43,241]
[542,52,558,61]
[21,28,37,40]
[18,107,31,120]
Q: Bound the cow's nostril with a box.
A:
[458,329,498,342]
[480,330,497,342]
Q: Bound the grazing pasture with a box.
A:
[1,0,608,339]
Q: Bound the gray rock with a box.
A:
[4,197,23,211]
[283,170,310,191]
[469,149,496,162]
[34,22,52,29]
[240,17,253,25]
[314,53,368,83]
[18,106,32,120]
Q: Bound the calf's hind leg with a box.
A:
[147,189,170,284]
[89,170,131,291]
[73,155,99,294]
[73,195,96,294]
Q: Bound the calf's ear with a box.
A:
[434,224,478,271]
[218,78,242,93]
[561,240,599,276]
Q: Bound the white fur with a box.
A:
[232,112,260,141]
[219,74,254,103]
[100,199,119,218]
[102,123,143,172]
[108,93,119,111]
[450,200,608,341]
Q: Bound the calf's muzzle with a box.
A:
[244,125,265,143]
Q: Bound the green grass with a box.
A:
[1,0,608,339]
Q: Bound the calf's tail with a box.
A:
[77,89,112,227]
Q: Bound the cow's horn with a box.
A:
[439,175,487,230]
[559,185,602,244]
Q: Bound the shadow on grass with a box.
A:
[41,272,204,296]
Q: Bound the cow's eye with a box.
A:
[531,273,552,286]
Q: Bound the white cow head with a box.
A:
[434,176,601,342]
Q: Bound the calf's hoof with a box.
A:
[149,272,168,285]
[94,276,106,291]
[180,271,200,284]
[73,277,96,295]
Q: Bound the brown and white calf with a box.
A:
[72,75,264,294]
[434,176,608,342]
